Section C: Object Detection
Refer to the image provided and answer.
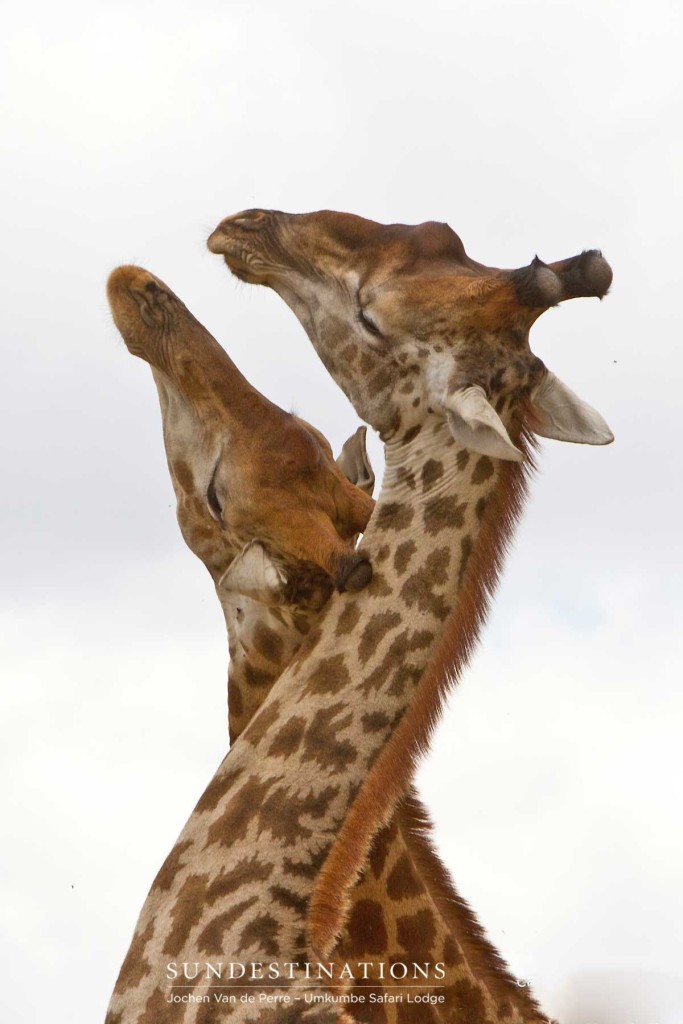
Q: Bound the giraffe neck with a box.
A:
[217,523,541,1021]
[107,415,539,1024]
[236,413,532,951]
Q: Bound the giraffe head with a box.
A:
[208,210,613,456]
[106,265,375,601]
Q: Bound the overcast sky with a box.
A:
[2,2,682,1022]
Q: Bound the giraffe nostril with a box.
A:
[137,299,157,328]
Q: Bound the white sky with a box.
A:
[2,2,681,1022]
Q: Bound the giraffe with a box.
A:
[106,214,613,1024]
[203,210,613,1021]
[107,263,375,744]
[106,265,544,1023]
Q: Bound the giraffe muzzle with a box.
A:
[335,553,373,593]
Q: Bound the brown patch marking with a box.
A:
[361,710,391,733]
[268,715,307,757]
[421,458,444,491]
[243,662,277,688]
[336,601,361,636]
[396,908,437,956]
[302,704,357,771]
[301,653,352,697]
[252,621,284,664]
[442,934,462,968]
[423,494,467,534]
[162,872,211,954]
[374,544,391,564]
[172,459,194,491]
[471,455,494,485]
[386,853,423,900]
[258,784,340,845]
[345,899,388,954]
[206,777,270,848]
[197,895,259,954]
[396,466,416,490]
[270,884,309,916]
[237,912,281,957]
[400,549,451,619]
[359,610,402,665]
[283,846,328,880]
[444,978,489,1023]
[458,535,473,589]
[368,821,396,878]
[360,631,409,696]
[393,539,417,575]
[206,857,274,902]
[402,425,422,444]
[137,986,173,1024]
[194,765,242,816]
[375,502,414,532]
[228,682,244,723]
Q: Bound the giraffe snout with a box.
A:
[335,553,373,594]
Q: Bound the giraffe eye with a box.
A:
[357,307,381,337]
[206,462,224,522]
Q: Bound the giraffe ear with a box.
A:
[444,385,524,462]
[531,371,614,445]
[218,541,287,605]
[336,425,375,495]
